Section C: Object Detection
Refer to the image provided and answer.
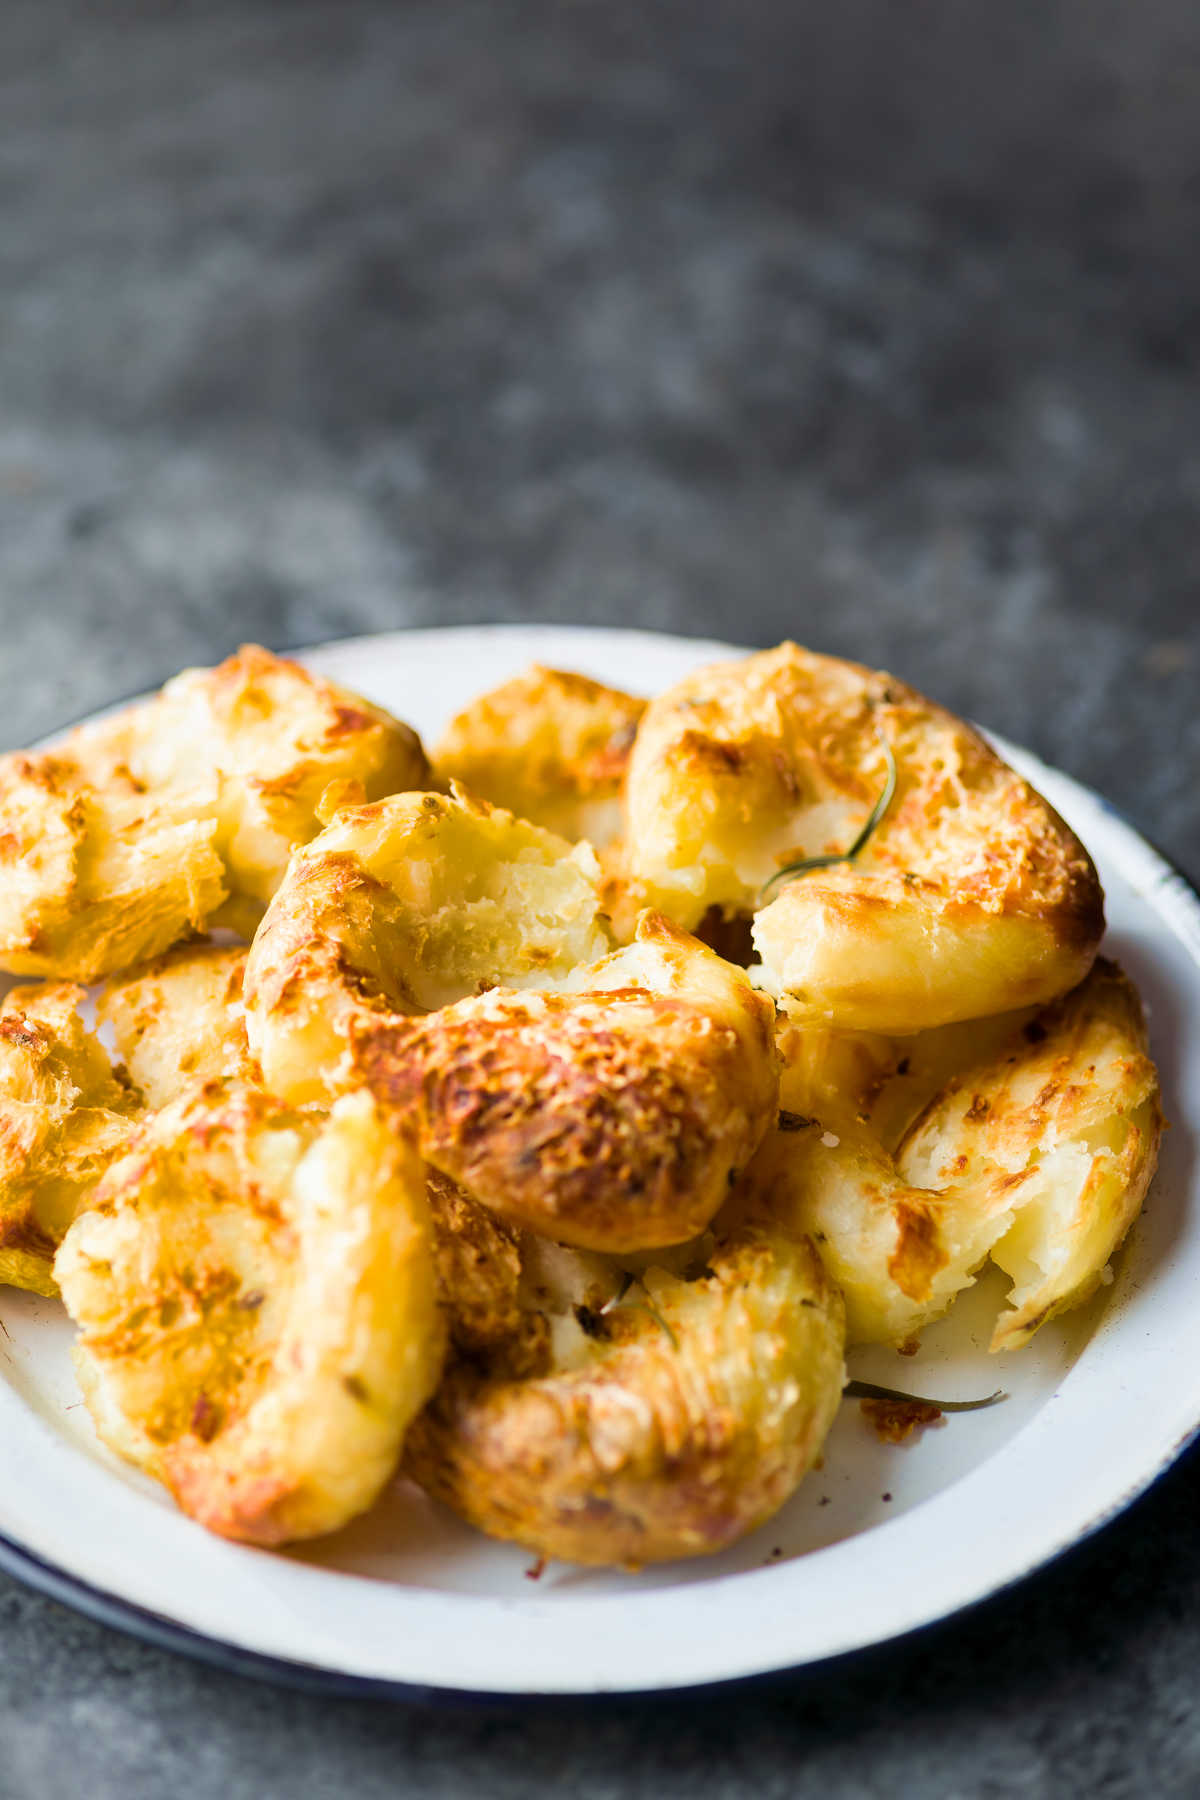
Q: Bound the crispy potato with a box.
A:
[99,944,256,1108]
[0,646,427,983]
[243,786,612,1104]
[755,958,1160,1349]
[55,1083,445,1546]
[625,642,1104,1031]
[151,645,428,907]
[354,913,779,1253]
[405,1195,845,1567]
[0,983,138,1295]
[434,665,645,848]
[424,1168,535,1362]
[900,960,1161,1349]
[774,1006,1038,1149]
[0,740,227,987]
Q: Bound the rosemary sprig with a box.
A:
[624,1296,680,1350]
[844,1379,1007,1413]
[759,733,897,902]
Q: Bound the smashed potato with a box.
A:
[624,642,1104,1032]
[0,983,138,1295]
[0,645,427,982]
[55,1083,445,1545]
[405,1195,845,1566]
[99,943,256,1108]
[150,645,429,908]
[243,786,612,1104]
[356,913,779,1253]
[0,639,1164,1575]
[434,665,645,848]
[0,743,226,988]
[757,958,1160,1349]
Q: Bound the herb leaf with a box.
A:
[844,1379,1007,1413]
[760,733,897,902]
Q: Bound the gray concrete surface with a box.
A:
[1,2,1199,1794]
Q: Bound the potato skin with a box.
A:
[55,1082,446,1545]
[0,983,138,1295]
[0,645,427,983]
[626,642,1104,1031]
[434,664,645,848]
[406,1217,845,1567]
[355,914,780,1254]
[761,957,1161,1349]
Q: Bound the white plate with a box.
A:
[1,623,1197,1697]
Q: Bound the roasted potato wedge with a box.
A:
[55,1083,445,1545]
[756,958,1160,1349]
[434,665,645,848]
[406,1192,844,1566]
[243,785,612,1103]
[354,913,779,1253]
[0,645,427,982]
[625,642,1104,1032]
[0,982,139,1295]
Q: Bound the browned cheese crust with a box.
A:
[624,642,1104,1031]
[357,973,776,1253]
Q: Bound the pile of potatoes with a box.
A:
[0,643,1160,1564]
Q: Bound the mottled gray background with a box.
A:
[3,2,1199,1795]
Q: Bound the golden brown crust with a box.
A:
[424,1168,533,1360]
[0,741,227,985]
[99,943,257,1108]
[359,996,764,1253]
[405,1214,844,1566]
[352,913,779,1254]
[243,787,611,1103]
[434,664,645,847]
[162,644,429,908]
[898,957,1162,1349]
[625,642,1104,1030]
[55,1081,446,1545]
[0,983,139,1295]
[0,645,428,982]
